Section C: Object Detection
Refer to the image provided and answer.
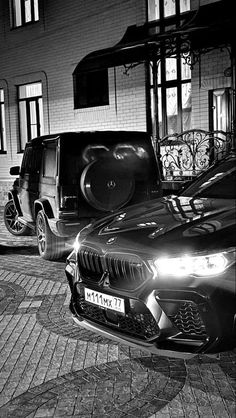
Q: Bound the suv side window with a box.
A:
[21,145,42,175]
[42,144,57,178]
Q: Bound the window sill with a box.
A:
[10,20,40,30]
[74,103,110,110]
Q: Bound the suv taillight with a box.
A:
[59,186,78,210]
[61,195,78,210]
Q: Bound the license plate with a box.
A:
[84,287,125,314]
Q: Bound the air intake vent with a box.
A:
[168,302,207,338]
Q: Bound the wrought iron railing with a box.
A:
[157,129,233,186]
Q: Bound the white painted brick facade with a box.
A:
[0,0,147,198]
[0,0,232,204]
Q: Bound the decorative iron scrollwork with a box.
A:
[159,129,232,181]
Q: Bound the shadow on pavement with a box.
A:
[0,243,39,256]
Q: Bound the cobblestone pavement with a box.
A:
[0,207,235,417]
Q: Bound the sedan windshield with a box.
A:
[181,158,236,199]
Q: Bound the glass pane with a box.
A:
[34,0,39,20]
[150,87,162,138]
[29,101,37,139]
[157,61,161,84]
[166,57,177,81]
[24,0,32,22]
[38,98,44,135]
[166,87,177,134]
[182,83,192,131]
[44,147,56,177]
[180,0,190,13]
[1,104,6,137]
[19,101,28,148]
[151,62,161,85]
[158,87,162,136]
[19,82,42,99]
[213,89,227,131]
[181,58,191,80]
[148,0,160,21]
[164,0,176,17]
[0,103,6,150]
[13,0,22,27]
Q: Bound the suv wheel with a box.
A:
[36,210,65,260]
[4,200,31,236]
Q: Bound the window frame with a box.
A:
[158,52,191,135]
[0,89,7,154]
[147,0,192,137]
[18,82,43,152]
[10,0,39,28]
[209,87,232,133]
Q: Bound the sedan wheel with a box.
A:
[4,200,31,236]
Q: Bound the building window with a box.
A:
[0,89,7,153]
[148,0,190,21]
[148,0,191,136]
[151,56,192,136]
[209,88,232,133]
[74,69,109,109]
[18,82,44,151]
[10,0,39,28]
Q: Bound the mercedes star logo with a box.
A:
[107,180,116,189]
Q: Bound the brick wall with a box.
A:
[0,0,232,205]
[0,0,146,202]
[191,48,231,130]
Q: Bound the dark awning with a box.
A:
[73,1,234,75]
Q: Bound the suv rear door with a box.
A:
[38,138,59,216]
[19,143,43,222]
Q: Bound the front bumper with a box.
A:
[65,260,236,358]
[71,313,195,359]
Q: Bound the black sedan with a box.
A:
[65,154,236,358]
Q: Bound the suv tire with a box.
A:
[80,159,135,212]
[4,200,31,236]
[36,210,65,260]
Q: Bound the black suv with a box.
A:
[4,131,161,260]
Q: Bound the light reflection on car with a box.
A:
[65,153,236,358]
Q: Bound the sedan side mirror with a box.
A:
[10,166,20,176]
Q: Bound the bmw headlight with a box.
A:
[153,249,235,278]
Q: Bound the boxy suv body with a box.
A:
[4,131,161,260]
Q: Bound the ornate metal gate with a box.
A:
[156,129,233,192]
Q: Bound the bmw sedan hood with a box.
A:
[85,196,235,256]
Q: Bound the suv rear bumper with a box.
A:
[48,217,88,237]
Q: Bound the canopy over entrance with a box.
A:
[73,1,234,75]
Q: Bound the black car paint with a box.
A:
[65,155,236,358]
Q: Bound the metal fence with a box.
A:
[156,129,233,191]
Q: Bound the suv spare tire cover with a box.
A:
[80,158,135,211]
